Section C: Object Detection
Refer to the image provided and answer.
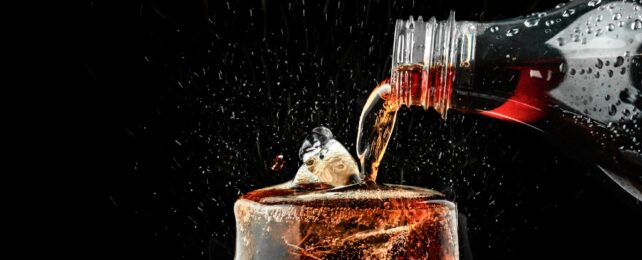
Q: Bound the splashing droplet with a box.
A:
[271,154,286,171]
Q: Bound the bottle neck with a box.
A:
[390,12,477,117]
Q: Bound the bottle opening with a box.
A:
[390,12,476,117]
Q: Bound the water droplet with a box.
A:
[597,15,604,22]
[620,88,633,103]
[563,9,576,17]
[596,59,604,69]
[524,18,540,27]
[631,19,642,30]
[588,0,602,7]
[595,71,600,78]
[614,56,624,67]
[490,26,499,33]
[271,154,285,171]
[557,37,565,46]
[570,68,577,75]
[608,69,614,77]
[609,104,617,116]
[555,3,566,9]
[506,28,520,37]
[608,23,615,31]
[620,67,626,74]
[605,94,611,101]
[613,13,622,20]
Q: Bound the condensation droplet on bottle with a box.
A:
[524,18,540,27]
[555,3,566,9]
[563,9,576,17]
[622,109,631,116]
[506,28,520,37]
[609,104,617,116]
[570,68,577,75]
[608,69,614,77]
[557,37,565,46]
[620,88,632,103]
[631,19,642,30]
[595,28,603,37]
[588,0,602,7]
[605,94,611,101]
[614,56,624,67]
[608,23,615,31]
[596,58,604,69]
[613,13,622,20]
[597,15,604,22]
[489,26,499,33]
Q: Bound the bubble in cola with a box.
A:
[234,127,459,259]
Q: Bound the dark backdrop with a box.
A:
[25,0,642,259]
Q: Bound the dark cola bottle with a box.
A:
[357,0,642,204]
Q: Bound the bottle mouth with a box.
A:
[390,12,476,117]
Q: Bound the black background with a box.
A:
[18,0,642,259]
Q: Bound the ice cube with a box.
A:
[293,127,361,187]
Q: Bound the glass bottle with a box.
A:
[357,0,642,204]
